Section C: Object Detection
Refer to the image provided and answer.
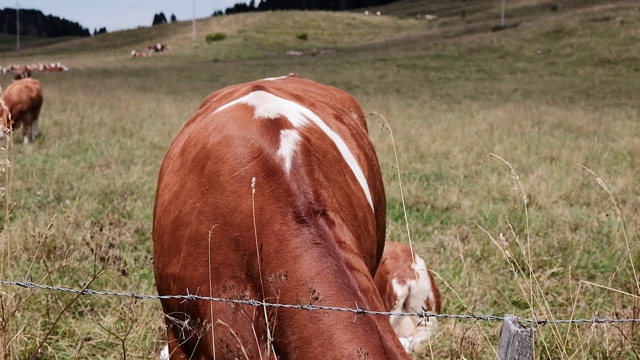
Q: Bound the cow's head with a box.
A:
[0,105,11,140]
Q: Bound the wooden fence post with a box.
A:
[497,315,536,360]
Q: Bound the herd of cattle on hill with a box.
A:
[0,42,170,146]
[0,59,68,143]
[1,47,443,358]
[1,62,69,80]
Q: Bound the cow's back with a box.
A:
[4,78,42,114]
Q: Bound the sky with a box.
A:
[0,0,247,32]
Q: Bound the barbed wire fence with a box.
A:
[3,276,640,359]
[2,279,640,326]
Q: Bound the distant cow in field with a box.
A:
[130,50,149,58]
[147,42,170,54]
[374,241,442,353]
[2,64,21,74]
[13,66,31,80]
[40,62,68,73]
[153,74,410,359]
[1,78,43,144]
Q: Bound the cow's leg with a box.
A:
[30,119,39,141]
[22,121,32,144]
[159,344,169,360]
[165,328,189,360]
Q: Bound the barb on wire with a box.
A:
[3,279,640,326]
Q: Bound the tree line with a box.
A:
[0,8,90,38]
[152,12,178,26]
[218,0,396,15]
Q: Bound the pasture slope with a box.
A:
[1,0,639,358]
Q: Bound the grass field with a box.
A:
[1,0,639,358]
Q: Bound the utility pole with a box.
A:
[192,0,196,47]
[500,0,505,27]
[16,0,20,51]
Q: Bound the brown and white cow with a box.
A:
[153,74,409,359]
[374,241,442,353]
[1,78,43,144]
[27,63,42,71]
[40,62,68,73]
[13,66,31,80]
[130,49,149,58]
[2,64,21,73]
[147,42,170,55]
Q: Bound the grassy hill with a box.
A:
[0,33,80,53]
[1,0,639,358]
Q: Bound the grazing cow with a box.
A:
[3,64,22,74]
[1,78,43,144]
[130,50,149,58]
[153,74,409,359]
[374,241,442,353]
[285,49,304,56]
[13,66,31,80]
[147,42,170,54]
[40,62,68,73]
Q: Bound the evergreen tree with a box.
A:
[0,8,90,37]
[152,12,168,26]
[220,0,396,14]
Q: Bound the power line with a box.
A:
[192,0,196,47]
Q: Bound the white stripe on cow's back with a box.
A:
[277,129,301,174]
[261,73,296,81]
[214,90,374,210]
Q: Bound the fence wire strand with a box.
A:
[2,279,640,326]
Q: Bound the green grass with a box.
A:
[1,0,640,358]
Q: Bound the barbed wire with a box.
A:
[2,279,640,326]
